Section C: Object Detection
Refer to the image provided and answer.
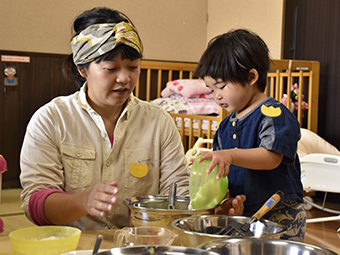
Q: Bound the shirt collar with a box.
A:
[78,83,89,109]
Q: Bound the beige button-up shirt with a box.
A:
[20,85,189,230]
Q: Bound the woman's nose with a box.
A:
[116,69,130,84]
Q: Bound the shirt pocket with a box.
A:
[124,148,155,190]
[61,143,96,189]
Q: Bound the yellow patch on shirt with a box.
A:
[261,105,282,117]
[130,162,148,178]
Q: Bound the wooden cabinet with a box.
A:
[0,51,77,188]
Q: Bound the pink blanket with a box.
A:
[161,79,212,98]
[155,79,220,115]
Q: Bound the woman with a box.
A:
[20,7,245,230]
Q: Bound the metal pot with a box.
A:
[200,238,339,255]
[123,195,213,228]
[95,246,220,255]
[170,215,286,248]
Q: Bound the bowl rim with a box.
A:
[106,245,221,255]
[170,215,287,238]
[9,225,81,241]
[124,195,215,213]
[199,238,339,255]
[120,226,178,236]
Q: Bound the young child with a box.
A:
[194,29,306,241]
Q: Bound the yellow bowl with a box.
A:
[9,226,81,255]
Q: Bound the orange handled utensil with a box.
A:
[216,190,284,236]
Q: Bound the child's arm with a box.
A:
[197,147,283,179]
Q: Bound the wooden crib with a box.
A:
[136,59,320,151]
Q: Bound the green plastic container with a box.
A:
[189,155,228,209]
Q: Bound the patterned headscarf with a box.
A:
[71,21,142,65]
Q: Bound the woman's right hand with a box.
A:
[85,181,119,217]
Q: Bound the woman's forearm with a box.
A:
[44,191,89,225]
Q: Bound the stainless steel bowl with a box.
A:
[124,195,213,229]
[95,245,220,255]
[170,215,286,248]
[200,238,339,255]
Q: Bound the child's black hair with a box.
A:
[194,29,270,92]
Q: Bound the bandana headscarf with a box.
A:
[71,21,142,65]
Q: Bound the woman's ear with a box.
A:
[248,69,259,86]
[77,66,87,78]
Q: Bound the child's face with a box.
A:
[204,76,255,114]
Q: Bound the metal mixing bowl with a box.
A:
[95,245,220,255]
[124,195,213,228]
[170,215,286,247]
[200,238,339,255]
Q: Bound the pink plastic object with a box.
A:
[0,155,7,173]
[0,218,3,233]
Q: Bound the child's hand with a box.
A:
[197,150,232,179]
[214,192,246,216]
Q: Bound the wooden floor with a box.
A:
[0,189,339,253]
[304,208,340,253]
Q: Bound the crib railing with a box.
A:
[266,59,320,133]
[137,59,320,151]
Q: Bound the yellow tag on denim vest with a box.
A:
[261,105,282,117]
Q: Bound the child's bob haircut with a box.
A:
[194,29,270,92]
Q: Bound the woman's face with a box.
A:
[80,53,141,110]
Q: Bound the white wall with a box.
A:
[207,0,284,59]
[0,0,207,62]
[0,0,284,61]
